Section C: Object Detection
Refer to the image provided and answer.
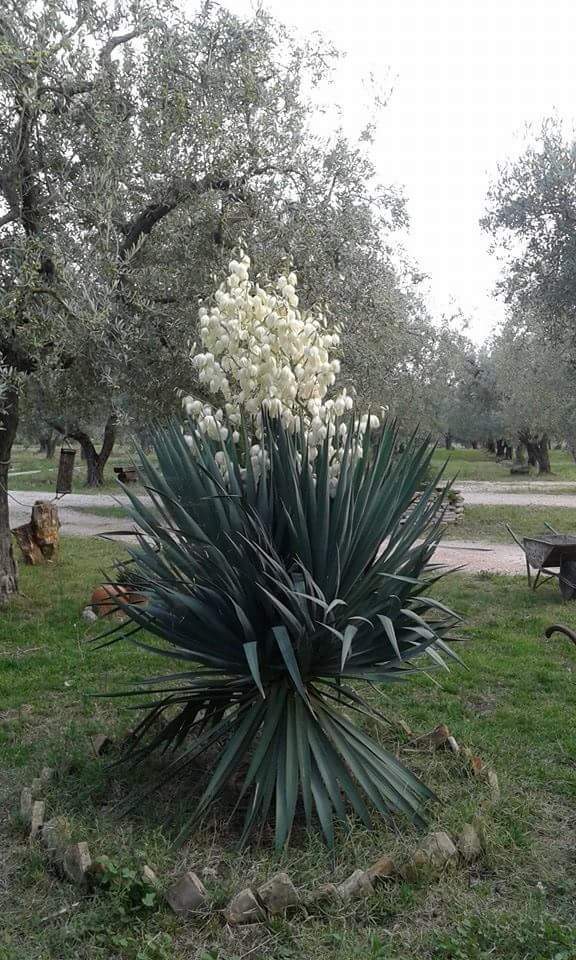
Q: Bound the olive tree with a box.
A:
[482,118,576,362]
[0,0,431,602]
[489,312,576,472]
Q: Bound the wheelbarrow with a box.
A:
[545,624,576,646]
[506,523,576,599]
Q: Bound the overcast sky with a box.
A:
[224,0,576,342]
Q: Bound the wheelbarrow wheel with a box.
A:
[559,559,576,600]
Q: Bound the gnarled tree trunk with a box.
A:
[74,415,118,487]
[566,436,576,464]
[520,432,551,474]
[0,389,19,604]
[39,431,57,459]
[536,434,551,473]
[51,414,118,487]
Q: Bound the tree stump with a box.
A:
[31,501,60,559]
[12,501,60,565]
[12,523,44,565]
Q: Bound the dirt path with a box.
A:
[6,489,533,574]
[434,539,526,575]
[6,490,143,538]
[455,481,576,508]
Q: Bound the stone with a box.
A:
[462,747,485,776]
[366,855,397,883]
[408,723,451,751]
[457,823,482,862]
[20,786,33,822]
[142,864,159,885]
[404,831,458,880]
[41,817,73,861]
[40,766,55,784]
[63,842,92,887]
[304,883,338,905]
[29,801,45,840]
[225,887,266,925]
[82,606,98,624]
[91,733,114,756]
[486,768,501,802]
[165,871,208,914]
[257,872,298,914]
[336,869,374,900]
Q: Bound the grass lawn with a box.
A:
[7,446,147,495]
[11,445,576,497]
[2,541,576,959]
[446,504,576,543]
[73,505,129,520]
[431,447,576,483]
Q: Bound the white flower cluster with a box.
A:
[183,253,381,488]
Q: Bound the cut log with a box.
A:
[12,501,60,565]
[12,522,44,565]
[31,501,60,559]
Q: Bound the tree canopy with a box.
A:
[0,0,439,601]
[482,117,576,361]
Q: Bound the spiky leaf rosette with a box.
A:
[101,418,461,848]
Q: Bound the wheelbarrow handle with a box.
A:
[504,522,525,550]
[545,624,576,646]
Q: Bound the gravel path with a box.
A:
[6,490,142,538]
[6,489,532,574]
[454,481,576,508]
[434,539,526,575]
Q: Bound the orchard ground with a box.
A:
[9,442,576,574]
[1,539,576,960]
[430,446,576,483]
[10,444,576,496]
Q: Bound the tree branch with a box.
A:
[49,418,94,451]
[99,29,142,70]
[118,166,278,261]
[37,80,94,99]
[30,287,80,322]
[0,339,36,375]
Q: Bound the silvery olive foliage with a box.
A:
[482,117,576,362]
[0,0,437,595]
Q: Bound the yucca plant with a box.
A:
[100,417,462,848]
